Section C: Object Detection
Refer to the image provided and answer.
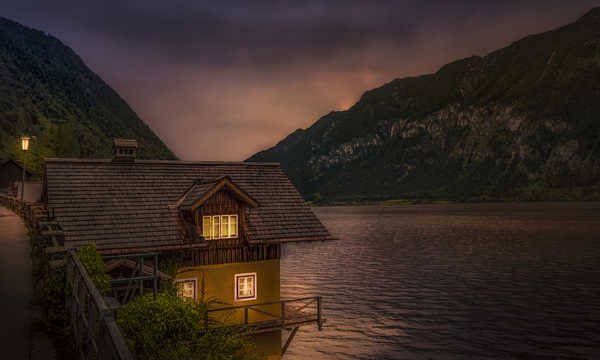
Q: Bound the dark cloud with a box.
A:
[2,1,598,159]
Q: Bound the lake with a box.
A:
[280,203,600,359]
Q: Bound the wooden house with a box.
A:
[42,139,333,359]
[0,159,32,192]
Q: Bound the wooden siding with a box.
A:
[0,160,32,189]
[182,244,281,266]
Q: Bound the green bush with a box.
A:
[37,267,69,328]
[77,243,111,295]
[117,293,263,360]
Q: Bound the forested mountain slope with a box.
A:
[0,17,175,177]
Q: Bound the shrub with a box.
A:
[77,243,111,295]
[117,293,263,360]
[37,267,69,328]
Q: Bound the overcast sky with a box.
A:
[2,1,598,160]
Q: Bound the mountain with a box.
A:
[248,8,600,203]
[0,17,175,177]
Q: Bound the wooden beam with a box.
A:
[281,327,299,356]
[38,221,59,226]
[45,246,66,254]
[42,230,63,237]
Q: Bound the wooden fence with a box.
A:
[1,193,134,360]
[66,250,134,360]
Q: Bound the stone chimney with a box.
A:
[112,138,138,162]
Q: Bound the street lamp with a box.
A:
[20,136,30,203]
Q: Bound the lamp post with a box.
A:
[20,136,30,204]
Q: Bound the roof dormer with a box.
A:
[176,176,259,211]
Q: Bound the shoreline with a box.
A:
[309,198,600,207]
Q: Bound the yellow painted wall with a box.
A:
[176,259,281,359]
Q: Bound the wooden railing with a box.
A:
[1,193,133,359]
[206,296,324,332]
[206,296,324,355]
[66,250,134,360]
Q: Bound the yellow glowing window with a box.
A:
[202,216,211,238]
[235,273,256,301]
[221,216,229,237]
[212,216,220,238]
[175,279,196,300]
[230,216,237,237]
[202,215,238,240]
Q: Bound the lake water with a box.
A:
[280,203,600,359]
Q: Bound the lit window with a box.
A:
[175,279,196,300]
[235,273,256,301]
[202,215,238,240]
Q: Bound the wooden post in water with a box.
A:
[317,296,322,331]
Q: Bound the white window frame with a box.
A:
[202,214,238,240]
[234,272,257,302]
[174,278,197,300]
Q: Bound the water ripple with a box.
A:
[281,203,600,359]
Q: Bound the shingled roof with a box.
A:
[43,159,332,252]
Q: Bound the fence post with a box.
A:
[317,296,322,331]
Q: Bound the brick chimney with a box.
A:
[112,138,138,162]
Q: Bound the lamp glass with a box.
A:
[21,137,30,151]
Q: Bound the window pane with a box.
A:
[176,280,195,300]
[221,216,229,238]
[202,216,211,239]
[246,277,254,296]
[212,216,220,238]
[230,215,237,237]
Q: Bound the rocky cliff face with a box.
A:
[248,8,600,202]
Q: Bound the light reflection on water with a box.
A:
[280,203,600,359]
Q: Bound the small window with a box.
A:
[202,215,238,240]
[235,273,257,301]
[175,278,197,300]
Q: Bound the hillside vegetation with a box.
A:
[0,17,175,177]
[248,8,600,203]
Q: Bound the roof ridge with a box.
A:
[195,175,229,184]
[44,158,280,166]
